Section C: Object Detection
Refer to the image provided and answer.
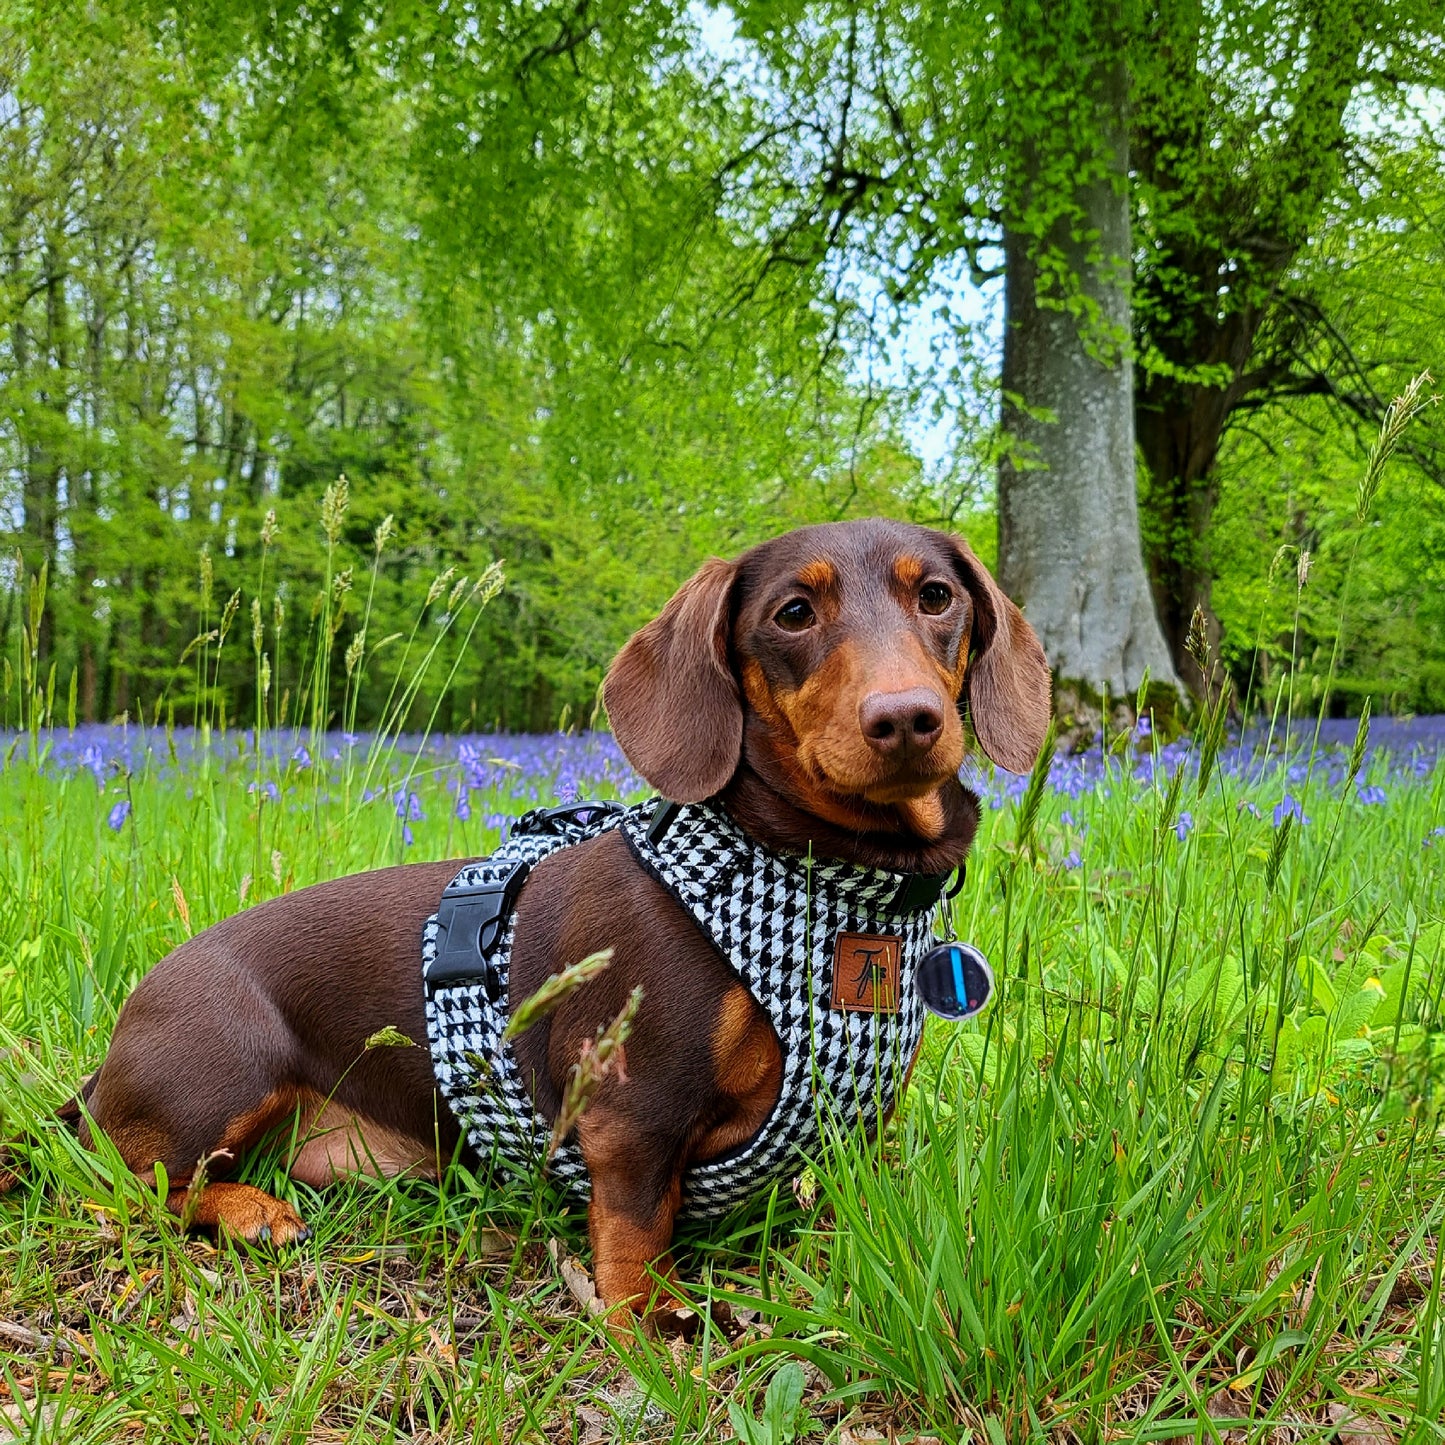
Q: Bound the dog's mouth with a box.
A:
[803,749,959,811]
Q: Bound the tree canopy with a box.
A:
[2,0,1443,730]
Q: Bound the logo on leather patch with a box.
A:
[831,932,902,1014]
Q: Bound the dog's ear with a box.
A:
[603,556,742,802]
[945,535,1052,774]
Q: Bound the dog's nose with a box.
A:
[859,688,946,758]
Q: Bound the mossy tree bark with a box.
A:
[997,1,1180,705]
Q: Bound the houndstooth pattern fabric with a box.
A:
[422,811,615,1198]
[423,800,938,1221]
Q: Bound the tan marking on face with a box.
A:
[893,555,926,591]
[784,633,966,801]
[952,635,970,698]
[797,558,836,592]
[742,658,791,731]
[898,792,947,840]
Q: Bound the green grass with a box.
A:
[2,716,1443,1443]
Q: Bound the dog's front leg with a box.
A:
[576,1108,688,1329]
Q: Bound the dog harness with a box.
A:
[421,799,948,1221]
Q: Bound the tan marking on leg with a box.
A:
[166,1181,309,1245]
[214,1087,308,1156]
[695,984,782,1161]
[287,1098,436,1188]
[587,1181,681,1322]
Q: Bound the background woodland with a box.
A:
[3,0,1444,731]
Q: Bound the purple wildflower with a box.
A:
[81,742,106,787]
[402,823,414,847]
[394,789,424,822]
[1425,826,1445,848]
[292,745,312,769]
[107,798,131,831]
[455,790,472,821]
[1175,811,1193,841]
[1062,849,1081,870]
[1356,785,1387,806]
[1273,794,1311,827]
[1135,714,1152,739]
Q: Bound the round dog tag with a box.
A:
[917,942,994,1020]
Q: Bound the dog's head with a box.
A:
[604,519,1051,839]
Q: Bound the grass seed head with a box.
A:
[1347,698,1372,785]
[321,473,350,546]
[547,985,642,1162]
[1265,814,1293,891]
[506,949,614,1040]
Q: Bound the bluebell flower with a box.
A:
[1062,849,1081,870]
[1356,785,1387,806]
[292,745,312,769]
[107,799,131,831]
[392,788,424,822]
[1274,794,1311,827]
[1175,811,1193,841]
[1238,800,1261,818]
[1135,714,1152,739]
[455,790,471,821]
[1425,826,1445,848]
[402,823,414,847]
[81,742,106,787]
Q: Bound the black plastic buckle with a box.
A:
[891,864,965,915]
[424,858,532,993]
[511,799,628,838]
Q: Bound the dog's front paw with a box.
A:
[169,1182,311,1247]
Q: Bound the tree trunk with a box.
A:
[1136,376,1237,699]
[997,12,1180,707]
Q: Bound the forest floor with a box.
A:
[2,722,1443,1443]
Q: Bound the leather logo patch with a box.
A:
[831,932,902,1014]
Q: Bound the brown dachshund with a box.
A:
[3,519,1050,1320]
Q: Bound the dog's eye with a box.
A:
[919,582,953,615]
[774,598,815,631]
